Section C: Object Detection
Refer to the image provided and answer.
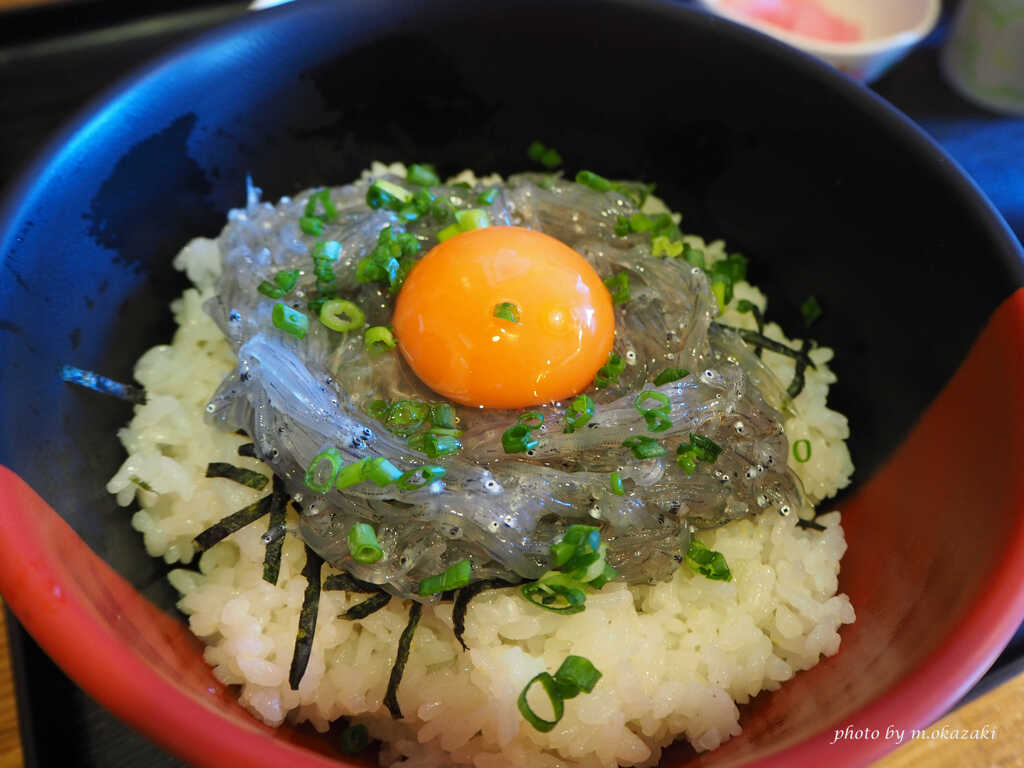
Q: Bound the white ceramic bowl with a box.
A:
[698,0,941,82]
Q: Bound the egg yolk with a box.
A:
[392,226,615,409]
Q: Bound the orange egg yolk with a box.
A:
[392,226,615,409]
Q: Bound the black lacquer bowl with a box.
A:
[2,1,1024,766]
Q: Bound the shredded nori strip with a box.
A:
[342,592,392,620]
[289,545,324,690]
[262,476,288,585]
[786,338,813,399]
[323,572,385,594]
[59,365,146,404]
[384,602,422,719]
[193,494,272,551]
[796,518,827,531]
[205,461,269,490]
[452,579,515,651]
[717,324,816,370]
[747,305,766,358]
[237,442,258,458]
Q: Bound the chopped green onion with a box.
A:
[477,187,499,205]
[304,448,344,493]
[304,189,338,222]
[614,216,631,237]
[682,243,705,268]
[367,399,390,420]
[554,655,602,698]
[437,223,461,242]
[651,235,684,258]
[299,216,324,236]
[431,199,454,222]
[653,367,689,386]
[347,522,383,563]
[517,672,564,732]
[685,539,732,581]
[386,400,430,436]
[502,424,539,454]
[603,272,630,305]
[313,257,335,283]
[793,439,812,463]
[588,563,619,589]
[336,459,368,490]
[274,269,300,291]
[411,187,436,214]
[575,170,613,193]
[406,163,441,187]
[319,299,365,332]
[622,435,666,459]
[364,325,397,352]
[397,465,446,491]
[519,411,544,429]
[366,179,412,210]
[801,295,823,327]
[609,472,624,496]
[711,281,727,312]
[258,281,286,299]
[527,140,562,169]
[455,208,490,231]
[430,403,456,429]
[676,432,723,474]
[338,723,369,755]
[272,303,308,339]
[363,457,403,487]
[594,352,626,389]
[407,432,462,458]
[493,302,520,323]
[564,393,594,433]
[550,525,600,569]
[311,240,341,262]
[634,390,672,433]
[417,558,472,595]
[521,578,587,614]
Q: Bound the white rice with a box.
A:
[108,179,855,767]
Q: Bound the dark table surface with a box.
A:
[0,1,1022,766]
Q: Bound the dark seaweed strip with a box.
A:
[262,476,288,585]
[59,365,146,404]
[193,495,272,551]
[452,579,516,651]
[341,592,392,620]
[205,462,269,490]
[289,545,325,690]
[796,518,826,531]
[786,339,812,399]
[384,602,422,720]
[717,325,816,370]
[237,442,258,458]
[323,572,384,594]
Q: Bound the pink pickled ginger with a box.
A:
[720,0,863,43]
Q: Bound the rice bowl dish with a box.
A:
[104,160,855,767]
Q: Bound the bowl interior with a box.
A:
[1,1,1023,766]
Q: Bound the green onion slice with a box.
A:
[653,367,689,386]
[429,403,456,429]
[518,411,544,429]
[685,539,732,581]
[609,472,624,496]
[336,459,368,490]
[793,439,812,463]
[366,179,412,210]
[502,424,539,454]
[575,170,613,193]
[564,394,594,433]
[437,223,462,242]
[521,578,587,614]
[801,295,823,327]
[311,240,341,262]
[455,208,489,231]
[493,302,520,323]
[272,303,308,340]
[363,457,403,487]
[304,189,338,222]
[594,353,626,389]
[274,269,300,291]
[477,188,499,205]
[258,281,286,299]
[634,390,672,433]
[319,299,365,332]
[408,432,462,458]
[304,448,344,493]
[603,272,630,305]
[406,163,441,187]
[554,655,602,698]
[622,435,666,459]
[347,522,383,564]
[365,325,397,352]
[517,672,564,732]
[417,559,472,595]
[299,216,324,236]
